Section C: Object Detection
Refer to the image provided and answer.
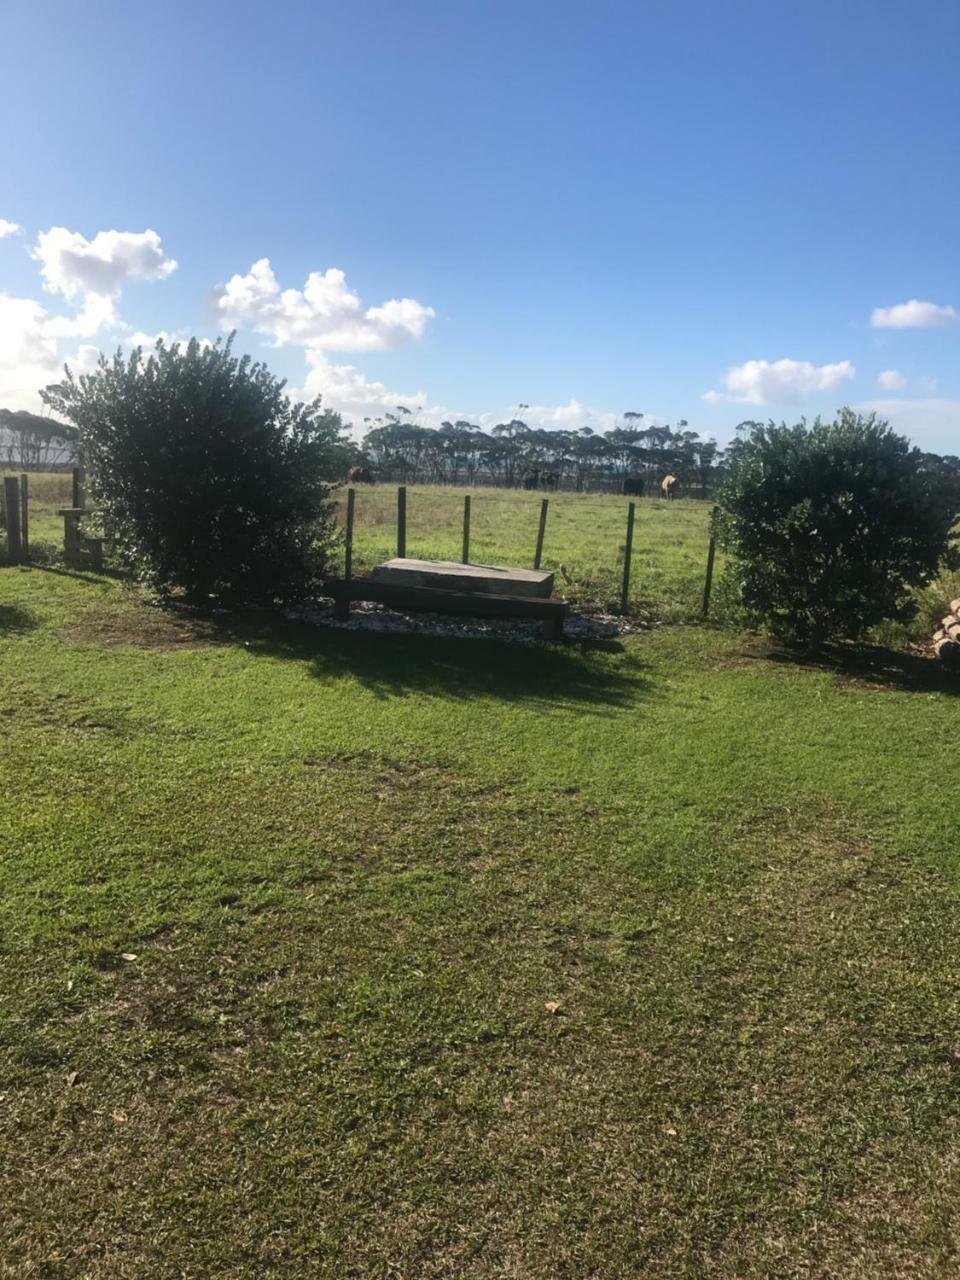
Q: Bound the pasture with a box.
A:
[9,472,716,619]
[3,561,960,1277]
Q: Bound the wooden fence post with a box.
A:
[19,474,28,558]
[344,487,355,581]
[620,501,636,614]
[397,485,407,558]
[462,495,471,564]
[72,466,85,511]
[702,507,718,618]
[534,498,549,570]
[4,476,22,563]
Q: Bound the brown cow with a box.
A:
[347,465,375,485]
[660,474,678,500]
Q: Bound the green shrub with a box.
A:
[43,336,345,605]
[715,410,960,646]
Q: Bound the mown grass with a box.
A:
[3,564,960,1276]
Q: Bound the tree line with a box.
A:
[355,408,721,491]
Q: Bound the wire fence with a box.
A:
[332,484,719,621]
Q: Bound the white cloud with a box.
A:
[0,225,178,410]
[214,258,435,353]
[0,219,21,239]
[32,227,177,303]
[703,358,855,405]
[877,369,907,390]
[0,293,103,410]
[870,299,958,329]
[854,399,960,454]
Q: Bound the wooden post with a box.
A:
[534,498,549,570]
[19,474,28,558]
[72,466,85,510]
[4,476,22,563]
[620,501,636,613]
[344,487,355,581]
[462,495,471,564]
[702,507,718,618]
[397,485,407,558]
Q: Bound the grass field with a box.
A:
[6,474,716,620]
[3,561,960,1276]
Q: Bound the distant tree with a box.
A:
[0,409,77,468]
[42,336,345,606]
[715,410,960,645]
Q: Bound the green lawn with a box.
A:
[3,564,960,1277]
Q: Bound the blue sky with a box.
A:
[1,0,958,447]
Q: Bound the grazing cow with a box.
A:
[522,469,540,490]
[541,471,560,490]
[660,474,678,500]
[347,465,375,485]
[622,477,645,497]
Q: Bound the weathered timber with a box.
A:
[534,498,548,570]
[19,474,28,556]
[344,487,355,581]
[951,599,960,617]
[324,575,566,638]
[462,495,471,564]
[3,477,22,562]
[397,485,407,558]
[620,501,635,614]
[372,557,554,598]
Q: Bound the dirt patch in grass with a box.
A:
[58,604,232,651]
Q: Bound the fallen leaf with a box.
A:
[66,979,74,991]
[65,1071,78,1088]
[664,1126,678,1136]
[544,1001,561,1015]
[121,953,138,962]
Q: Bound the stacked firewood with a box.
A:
[933,598,960,666]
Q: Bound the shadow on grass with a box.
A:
[753,638,960,696]
[240,615,650,708]
[0,602,38,634]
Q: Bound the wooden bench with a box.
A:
[323,561,567,640]
[58,507,104,570]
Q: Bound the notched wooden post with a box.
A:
[3,477,22,563]
[19,474,28,558]
[462,495,471,564]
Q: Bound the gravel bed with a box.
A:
[286,599,652,645]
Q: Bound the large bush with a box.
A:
[44,336,345,605]
[715,410,960,645]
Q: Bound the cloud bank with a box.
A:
[703,358,855,406]
[870,299,957,329]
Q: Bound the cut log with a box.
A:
[941,614,960,638]
[951,598,960,617]
[371,557,555,599]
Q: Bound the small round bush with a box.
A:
[715,410,960,646]
[44,336,345,606]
